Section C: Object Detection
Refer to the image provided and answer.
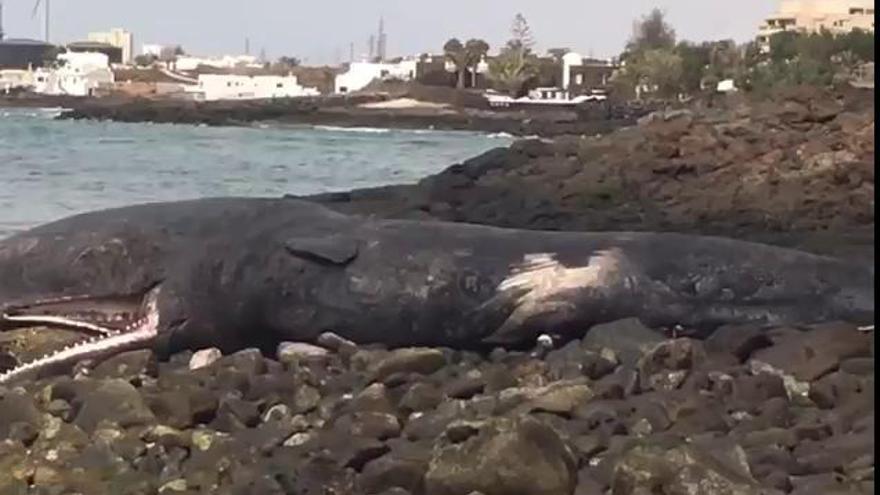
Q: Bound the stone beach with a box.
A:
[0,320,873,494]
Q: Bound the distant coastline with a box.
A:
[0,92,657,138]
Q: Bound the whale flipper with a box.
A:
[284,234,360,266]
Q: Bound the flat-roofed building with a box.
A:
[0,38,54,69]
[757,0,875,51]
[88,28,134,65]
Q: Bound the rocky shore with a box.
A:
[307,86,875,261]
[0,85,874,495]
[0,92,655,137]
[0,320,873,494]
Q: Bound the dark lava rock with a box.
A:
[359,441,431,495]
[71,379,157,433]
[582,318,666,367]
[403,400,472,442]
[443,372,486,399]
[143,389,218,429]
[368,348,447,383]
[482,364,520,393]
[351,383,397,415]
[789,472,865,495]
[705,324,774,362]
[398,382,444,413]
[637,338,706,392]
[808,371,863,409]
[511,379,595,416]
[839,357,873,376]
[211,394,261,431]
[730,372,789,413]
[793,431,873,473]
[214,348,268,377]
[0,391,43,438]
[91,350,158,381]
[424,416,577,495]
[611,438,772,495]
[751,323,871,381]
[335,412,402,440]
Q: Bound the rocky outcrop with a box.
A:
[47,94,653,137]
[309,86,874,260]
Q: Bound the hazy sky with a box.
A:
[2,1,777,64]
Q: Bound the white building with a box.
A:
[142,44,174,59]
[561,52,583,90]
[32,52,114,97]
[186,74,320,101]
[141,44,165,57]
[0,69,33,93]
[757,0,875,52]
[175,55,263,71]
[88,28,134,65]
[334,59,418,94]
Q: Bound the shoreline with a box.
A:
[2,86,873,260]
[302,85,875,262]
[1,85,872,262]
[0,93,656,138]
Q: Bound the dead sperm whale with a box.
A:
[0,197,873,383]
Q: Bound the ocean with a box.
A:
[0,107,512,238]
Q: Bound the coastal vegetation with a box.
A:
[487,13,540,97]
[442,38,490,89]
[434,7,873,100]
[440,14,543,96]
[740,28,875,93]
[613,8,875,99]
[440,14,544,96]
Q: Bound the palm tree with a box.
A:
[444,38,468,89]
[445,38,491,89]
[464,39,490,88]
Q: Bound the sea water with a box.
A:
[0,107,511,238]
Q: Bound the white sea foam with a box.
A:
[487,132,514,139]
[314,125,391,134]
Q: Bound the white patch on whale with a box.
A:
[498,249,629,299]
[486,249,632,343]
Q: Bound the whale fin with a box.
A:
[284,234,360,266]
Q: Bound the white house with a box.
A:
[334,59,418,94]
[0,69,33,93]
[561,52,584,90]
[141,44,179,60]
[186,74,320,101]
[175,55,263,71]
[32,52,114,97]
[88,28,134,65]
[716,79,738,93]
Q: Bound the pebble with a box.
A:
[188,348,223,370]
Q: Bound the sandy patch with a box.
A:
[359,98,450,110]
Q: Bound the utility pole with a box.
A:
[377,16,387,61]
[349,42,354,62]
[0,1,5,41]
[43,0,49,42]
[31,0,50,43]
[245,37,250,55]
